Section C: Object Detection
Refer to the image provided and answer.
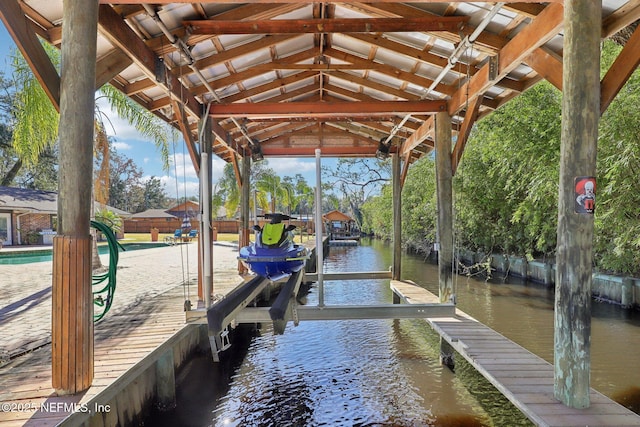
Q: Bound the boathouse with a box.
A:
[323,210,360,241]
[2,1,640,425]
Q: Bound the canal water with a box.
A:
[148,238,640,426]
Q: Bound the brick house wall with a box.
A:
[17,213,54,244]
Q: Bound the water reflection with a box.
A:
[398,238,640,409]
[207,242,533,426]
[149,239,640,426]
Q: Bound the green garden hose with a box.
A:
[91,220,125,322]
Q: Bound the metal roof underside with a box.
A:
[2,1,640,177]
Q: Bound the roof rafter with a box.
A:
[209,100,447,119]
[185,16,469,35]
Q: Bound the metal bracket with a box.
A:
[290,297,299,327]
[209,325,232,362]
[488,55,499,81]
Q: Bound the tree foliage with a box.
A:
[214,160,315,218]
[322,158,390,227]
[10,44,60,165]
[361,40,640,276]
[0,56,58,188]
[104,149,167,213]
[455,81,562,258]
[594,41,640,274]
[361,156,436,253]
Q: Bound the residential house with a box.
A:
[0,186,128,247]
[124,200,200,233]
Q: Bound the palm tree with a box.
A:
[9,45,171,268]
[10,44,59,167]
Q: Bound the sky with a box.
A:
[0,23,326,199]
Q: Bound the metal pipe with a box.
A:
[201,152,213,308]
[383,3,505,146]
[314,149,324,307]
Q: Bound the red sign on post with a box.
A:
[575,176,596,214]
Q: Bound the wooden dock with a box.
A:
[391,279,640,427]
[0,240,311,427]
[0,286,205,427]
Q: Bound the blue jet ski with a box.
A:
[238,213,309,280]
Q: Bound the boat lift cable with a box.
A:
[181,130,192,285]
[91,220,125,322]
[143,5,255,146]
[382,3,505,147]
[170,130,190,294]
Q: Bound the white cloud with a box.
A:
[112,141,132,151]
[158,174,200,199]
[264,158,316,179]
[169,152,199,180]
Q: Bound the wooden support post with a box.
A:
[52,236,93,393]
[238,154,251,274]
[435,111,454,305]
[155,350,176,411]
[392,153,402,281]
[436,110,455,371]
[554,0,601,409]
[52,0,98,394]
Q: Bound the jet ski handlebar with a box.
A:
[257,213,297,224]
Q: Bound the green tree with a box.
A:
[454,81,562,258]
[141,177,168,211]
[594,40,640,274]
[0,57,58,188]
[216,162,241,217]
[322,158,390,227]
[10,45,60,165]
[107,149,144,212]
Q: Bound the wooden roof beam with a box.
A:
[194,48,318,94]
[219,71,316,103]
[101,1,560,4]
[601,22,640,114]
[526,48,563,91]
[328,71,423,101]
[174,34,299,77]
[448,3,564,116]
[602,0,640,38]
[451,94,483,175]
[400,116,434,157]
[95,49,133,89]
[98,4,203,119]
[324,47,456,96]
[185,16,469,35]
[209,100,446,119]
[171,99,201,175]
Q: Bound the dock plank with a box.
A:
[391,280,640,427]
[0,285,197,426]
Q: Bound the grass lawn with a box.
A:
[122,231,314,245]
[122,232,240,243]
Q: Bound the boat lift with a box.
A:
[190,148,455,361]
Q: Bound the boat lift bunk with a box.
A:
[200,267,455,361]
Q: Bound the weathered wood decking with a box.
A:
[391,279,640,427]
[0,286,203,427]
[0,241,312,427]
